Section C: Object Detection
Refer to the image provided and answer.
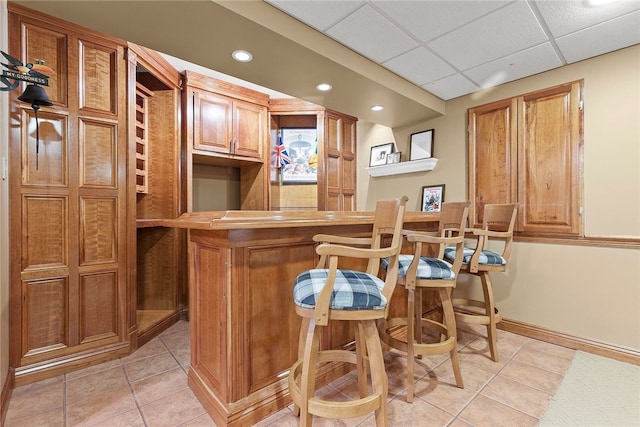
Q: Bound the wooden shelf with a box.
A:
[366,158,438,177]
[135,82,153,193]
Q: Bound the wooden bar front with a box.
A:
[167,210,438,426]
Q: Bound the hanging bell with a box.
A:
[18,83,53,110]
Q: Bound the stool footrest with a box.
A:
[309,394,382,420]
[452,298,502,325]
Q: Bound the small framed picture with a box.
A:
[386,152,401,164]
[410,129,434,160]
[421,184,445,212]
[369,142,394,167]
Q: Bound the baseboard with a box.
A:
[0,367,15,426]
[499,319,640,366]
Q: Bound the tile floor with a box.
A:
[4,320,576,426]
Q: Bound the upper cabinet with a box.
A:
[186,71,268,161]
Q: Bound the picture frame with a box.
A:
[370,142,394,167]
[410,129,434,160]
[386,152,401,164]
[279,128,318,184]
[421,184,445,212]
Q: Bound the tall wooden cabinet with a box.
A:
[8,4,131,384]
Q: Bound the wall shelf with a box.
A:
[366,158,438,177]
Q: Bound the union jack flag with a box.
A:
[274,131,290,168]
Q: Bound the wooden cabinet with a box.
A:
[127,44,187,347]
[468,81,583,236]
[8,4,131,384]
[268,99,357,212]
[192,90,264,159]
[184,71,269,211]
[322,110,357,211]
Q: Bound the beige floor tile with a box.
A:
[480,374,553,419]
[513,346,574,376]
[66,386,138,426]
[140,386,207,427]
[131,366,189,406]
[5,379,63,424]
[523,339,577,360]
[87,408,146,427]
[383,395,454,426]
[66,365,129,402]
[458,394,539,427]
[160,319,190,338]
[415,378,476,416]
[178,412,218,426]
[4,406,64,427]
[121,337,169,363]
[65,358,123,381]
[123,351,181,382]
[500,359,565,394]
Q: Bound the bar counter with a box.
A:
[165,210,439,426]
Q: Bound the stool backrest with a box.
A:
[480,203,518,262]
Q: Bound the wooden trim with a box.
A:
[499,319,640,366]
[0,367,15,426]
[515,234,640,249]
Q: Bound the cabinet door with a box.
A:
[321,111,357,211]
[233,99,265,159]
[468,99,518,228]
[10,8,129,371]
[518,82,582,235]
[192,90,233,153]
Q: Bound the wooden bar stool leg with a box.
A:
[354,322,369,398]
[300,320,321,427]
[406,287,416,403]
[480,272,499,362]
[363,319,388,427]
[440,288,463,388]
[292,317,310,417]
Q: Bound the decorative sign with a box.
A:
[1,50,53,91]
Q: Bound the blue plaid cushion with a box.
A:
[383,255,455,280]
[443,247,506,265]
[293,269,386,310]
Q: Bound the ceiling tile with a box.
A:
[266,0,363,31]
[534,0,640,37]
[423,73,480,100]
[556,10,640,63]
[326,4,420,62]
[372,0,509,43]
[427,1,548,70]
[383,47,456,85]
[464,43,563,88]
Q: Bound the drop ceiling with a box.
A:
[266,0,640,100]
[9,0,640,128]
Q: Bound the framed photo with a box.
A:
[410,129,434,160]
[279,128,318,184]
[421,184,445,212]
[370,142,394,167]
[386,152,401,164]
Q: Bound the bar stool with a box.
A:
[379,201,469,402]
[288,196,407,426]
[445,203,517,362]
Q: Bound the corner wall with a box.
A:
[358,45,640,352]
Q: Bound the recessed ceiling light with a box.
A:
[316,83,332,91]
[232,50,253,62]
[370,105,384,111]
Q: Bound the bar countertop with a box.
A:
[162,210,440,230]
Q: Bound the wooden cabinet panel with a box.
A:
[22,196,68,269]
[78,41,118,114]
[21,112,67,187]
[23,278,68,355]
[233,99,264,158]
[24,23,68,106]
[80,197,117,264]
[79,119,118,188]
[80,272,118,342]
[320,111,357,211]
